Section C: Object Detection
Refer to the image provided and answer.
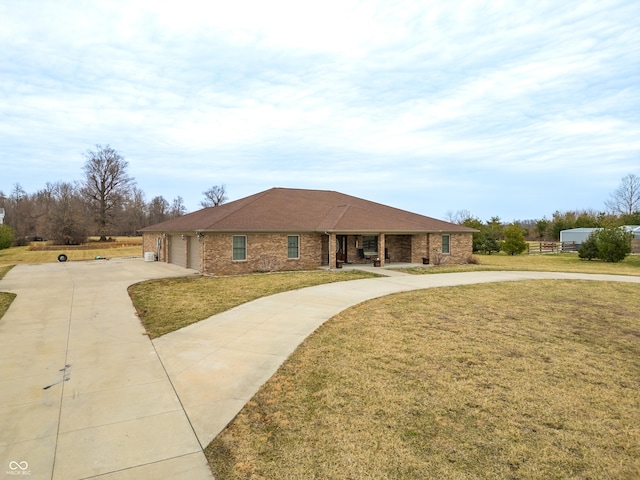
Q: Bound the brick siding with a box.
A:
[143,231,473,273]
[201,232,324,275]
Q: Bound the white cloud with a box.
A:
[0,0,638,219]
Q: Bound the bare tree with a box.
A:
[6,183,48,244]
[169,196,186,218]
[118,186,147,235]
[81,145,134,240]
[605,173,640,216]
[147,196,170,225]
[200,184,228,208]
[45,182,88,245]
[445,209,474,224]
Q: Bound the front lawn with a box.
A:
[207,280,640,479]
[129,270,381,338]
[400,252,640,276]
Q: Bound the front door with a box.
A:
[336,235,348,263]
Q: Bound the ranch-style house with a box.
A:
[140,188,476,275]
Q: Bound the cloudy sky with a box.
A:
[1,0,638,221]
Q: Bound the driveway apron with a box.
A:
[0,259,213,480]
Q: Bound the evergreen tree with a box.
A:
[578,234,598,260]
[0,224,13,249]
[502,223,528,255]
[594,227,632,262]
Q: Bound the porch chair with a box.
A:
[357,249,371,263]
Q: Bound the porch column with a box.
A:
[378,233,386,267]
[328,232,336,269]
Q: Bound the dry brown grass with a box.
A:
[207,280,640,480]
[0,265,15,319]
[0,244,142,266]
[129,270,381,338]
[399,252,640,276]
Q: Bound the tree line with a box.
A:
[448,173,639,257]
[449,174,640,240]
[1,145,638,251]
[0,145,227,246]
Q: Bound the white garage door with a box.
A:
[188,236,200,270]
[169,235,187,267]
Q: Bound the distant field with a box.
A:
[0,237,142,266]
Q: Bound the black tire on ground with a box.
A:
[58,254,68,262]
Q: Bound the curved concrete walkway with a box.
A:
[1,259,638,479]
[152,268,640,448]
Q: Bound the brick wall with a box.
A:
[424,233,473,264]
[144,230,474,272]
[202,232,324,275]
[142,233,166,261]
[386,235,412,262]
[411,235,429,263]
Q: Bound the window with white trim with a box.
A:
[232,235,246,260]
[441,234,450,254]
[287,235,300,259]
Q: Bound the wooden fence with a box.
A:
[528,241,577,254]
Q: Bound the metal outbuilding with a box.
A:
[559,228,597,247]
[560,226,640,247]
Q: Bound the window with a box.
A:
[287,235,299,259]
[232,235,246,260]
[441,234,450,254]
[362,235,378,254]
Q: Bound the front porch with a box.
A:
[323,233,432,269]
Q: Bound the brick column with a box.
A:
[161,235,169,262]
[328,233,336,269]
[378,233,386,267]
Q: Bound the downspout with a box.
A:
[156,235,162,261]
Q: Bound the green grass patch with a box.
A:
[207,280,640,479]
[129,270,380,339]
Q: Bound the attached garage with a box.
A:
[169,235,187,267]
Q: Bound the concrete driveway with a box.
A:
[0,259,213,480]
[153,268,640,448]
[1,258,639,479]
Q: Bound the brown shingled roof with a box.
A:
[140,188,475,234]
